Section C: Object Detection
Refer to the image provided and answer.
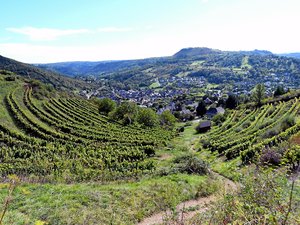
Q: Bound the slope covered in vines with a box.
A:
[200,98,300,166]
[0,76,174,182]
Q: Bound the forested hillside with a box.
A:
[37,48,300,90]
[0,55,91,90]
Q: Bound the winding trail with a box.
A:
[138,173,238,225]
[139,119,238,225]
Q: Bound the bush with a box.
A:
[109,101,139,125]
[172,154,210,175]
[191,168,300,224]
[160,110,177,130]
[177,126,185,133]
[242,121,251,129]
[280,115,295,130]
[212,114,225,125]
[137,108,159,128]
[260,147,282,166]
[262,127,280,139]
[96,97,116,115]
[5,76,16,81]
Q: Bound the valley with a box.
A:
[1,0,300,224]
[0,50,299,224]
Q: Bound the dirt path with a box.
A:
[138,174,238,225]
[138,119,238,225]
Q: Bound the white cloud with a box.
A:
[6,26,133,41]
[96,27,133,32]
[6,27,89,41]
[0,38,176,64]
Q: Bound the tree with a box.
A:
[109,101,139,125]
[252,84,265,106]
[196,100,207,117]
[160,110,177,129]
[97,97,116,115]
[212,113,225,125]
[137,108,159,128]
[274,86,285,97]
[225,95,238,109]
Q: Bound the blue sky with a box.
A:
[1,0,300,63]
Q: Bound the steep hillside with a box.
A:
[0,74,173,182]
[199,99,300,168]
[0,55,91,90]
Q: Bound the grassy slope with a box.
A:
[1,174,208,225]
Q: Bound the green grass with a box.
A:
[149,81,160,89]
[206,83,219,89]
[155,121,200,168]
[241,56,252,69]
[175,71,189,77]
[1,174,211,225]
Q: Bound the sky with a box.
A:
[1,0,300,63]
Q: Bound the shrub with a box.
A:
[260,147,282,166]
[137,108,159,128]
[200,139,211,149]
[262,127,280,139]
[192,168,300,224]
[96,97,116,115]
[177,126,185,133]
[5,76,16,81]
[280,115,295,130]
[172,154,209,175]
[212,114,225,125]
[160,110,177,130]
[242,121,251,129]
[109,101,139,125]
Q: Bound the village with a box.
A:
[79,70,299,124]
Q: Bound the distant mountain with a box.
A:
[36,47,300,89]
[36,58,167,78]
[0,55,90,90]
[173,47,222,58]
[279,53,300,59]
[173,48,273,58]
[236,49,273,56]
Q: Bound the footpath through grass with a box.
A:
[0,174,211,225]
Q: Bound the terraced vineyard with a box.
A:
[0,79,173,182]
[201,99,300,164]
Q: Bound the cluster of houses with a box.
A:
[156,77,206,88]
[232,73,299,96]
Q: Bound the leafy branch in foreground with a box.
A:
[0,175,19,225]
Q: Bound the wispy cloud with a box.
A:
[6,27,89,41]
[96,27,133,32]
[6,26,133,41]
